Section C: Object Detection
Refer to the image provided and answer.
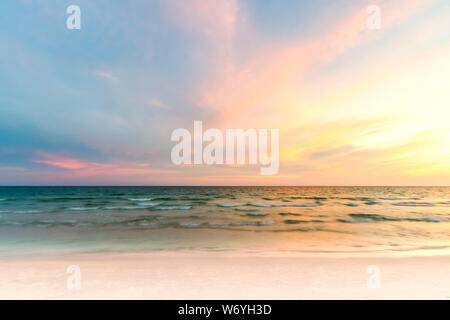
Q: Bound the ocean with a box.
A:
[0,186,449,257]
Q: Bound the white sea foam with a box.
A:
[137,202,160,207]
[68,207,99,211]
[128,198,151,202]
[253,221,274,226]
[179,223,200,227]
[154,206,191,210]
[104,206,142,210]
[208,222,230,227]
[14,210,41,214]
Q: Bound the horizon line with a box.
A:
[0,185,449,188]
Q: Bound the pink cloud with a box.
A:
[32,152,114,170]
[197,0,430,128]
[31,152,174,179]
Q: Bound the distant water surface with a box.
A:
[0,186,449,257]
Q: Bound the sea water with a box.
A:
[0,186,449,257]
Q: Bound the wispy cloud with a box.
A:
[31,152,174,178]
[93,70,119,81]
[32,152,115,170]
[147,98,169,109]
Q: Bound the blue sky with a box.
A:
[0,0,449,185]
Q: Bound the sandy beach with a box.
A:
[1,251,449,300]
[2,0,450,303]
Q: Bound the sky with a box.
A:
[0,0,449,186]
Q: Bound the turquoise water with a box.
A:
[0,186,449,256]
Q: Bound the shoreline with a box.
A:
[1,250,449,299]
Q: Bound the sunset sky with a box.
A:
[0,0,449,185]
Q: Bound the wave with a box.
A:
[392,202,434,207]
[339,213,447,223]
[284,219,305,224]
[104,206,142,210]
[36,196,98,202]
[272,204,318,207]
[338,218,374,223]
[288,196,328,200]
[13,210,41,214]
[0,219,276,229]
[251,203,317,208]
[420,218,446,223]
[343,203,359,207]
[128,198,152,201]
[250,221,274,226]
[348,213,395,221]
[207,222,230,227]
[271,227,327,233]
[217,204,240,207]
[234,208,258,212]
[233,221,274,226]
[179,223,201,228]
[153,206,191,210]
[279,212,302,216]
[243,212,268,217]
[284,219,324,224]
[68,207,99,211]
[150,197,173,201]
[250,204,272,207]
[208,221,274,227]
[131,220,275,228]
[390,245,450,252]
[137,202,160,207]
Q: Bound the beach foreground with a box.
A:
[0,251,449,299]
